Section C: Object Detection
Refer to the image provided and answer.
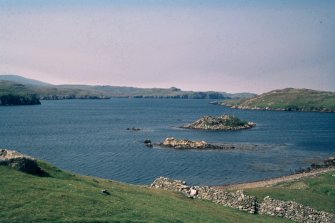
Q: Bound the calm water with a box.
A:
[1,99,335,186]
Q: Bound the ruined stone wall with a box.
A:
[151,177,335,222]
[150,177,257,214]
[259,196,335,223]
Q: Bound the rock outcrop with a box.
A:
[183,115,255,130]
[0,149,45,175]
[158,137,256,150]
[259,196,335,223]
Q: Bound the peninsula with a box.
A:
[220,88,335,112]
[183,114,256,130]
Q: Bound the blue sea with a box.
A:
[1,99,334,186]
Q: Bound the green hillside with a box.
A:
[0,160,292,223]
[221,88,335,112]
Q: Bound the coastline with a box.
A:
[214,167,335,190]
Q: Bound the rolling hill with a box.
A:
[0,74,256,100]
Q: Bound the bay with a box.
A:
[0,99,334,185]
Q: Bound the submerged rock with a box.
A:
[126,127,141,131]
[182,114,255,130]
[144,139,153,147]
[0,149,45,176]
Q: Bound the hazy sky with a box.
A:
[1,0,334,93]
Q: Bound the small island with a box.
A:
[158,137,257,150]
[182,114,255,130]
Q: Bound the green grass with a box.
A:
[0,161,293,223]
[245,171,335,213]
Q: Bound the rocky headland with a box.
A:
[0,94,41,106]
[182,114,256,130]
[158,137,257,150]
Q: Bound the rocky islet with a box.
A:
[182,114,256,130]
[158,137,258,150]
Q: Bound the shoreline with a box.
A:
[213,167,335,190]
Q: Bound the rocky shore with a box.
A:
[158,137,257,150]
[182,114,255,130]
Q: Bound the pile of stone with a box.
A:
[182,114,256,130]
[0,149,44,175]
[150,177,257,214]
[259,196,335,223]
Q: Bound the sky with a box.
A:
[0,0,335,93]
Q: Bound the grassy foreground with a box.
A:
[246,170,335,213]
[0,161,293,223]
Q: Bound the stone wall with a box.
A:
[196,186,257,214]
[259,196,335,223]
[150,177,257,214]
[151,176,335,222]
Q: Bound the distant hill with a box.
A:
[221,88,335,112]
[0,75,52,86]
[0,74,256,100]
